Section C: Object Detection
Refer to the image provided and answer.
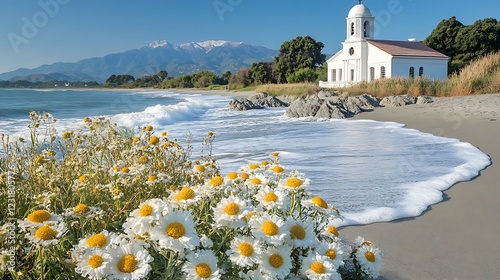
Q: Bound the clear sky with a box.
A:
[0,0,499,74]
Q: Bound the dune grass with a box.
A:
[255,83,320,97]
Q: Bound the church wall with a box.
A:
[392,57,448,80]
[366,46,392,79]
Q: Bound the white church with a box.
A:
[319,2,448,88]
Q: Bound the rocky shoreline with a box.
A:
[227,92,435,119]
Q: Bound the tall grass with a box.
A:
[255,83,320,96]
[344,51,500,97]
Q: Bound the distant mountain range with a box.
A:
[0,40,277,83]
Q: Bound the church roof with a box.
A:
[366,40,448,58]
[348,4,373,18]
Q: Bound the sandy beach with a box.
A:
[342,94,500,279]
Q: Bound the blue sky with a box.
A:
[0,0,499,74]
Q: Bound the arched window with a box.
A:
[370,67,375,81]
[419,67,424,77]
[364,21,369,37]
[351,22,355,36]
[409,67,415,78]
[350,69,355,81]
[380,66,386,78]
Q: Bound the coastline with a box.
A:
[345,93,500,279]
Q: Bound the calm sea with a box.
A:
[0,88,490,226]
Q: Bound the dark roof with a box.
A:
[367,40,448,58]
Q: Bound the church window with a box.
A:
[370,67,375,81]
[351,22,355,36]
[332,69,337,82]
[364,21,369,37]
[380,66,386,78]
[350,69,355,81]
[338,69,343,81]
[409,67,415,78]
[419,67,424,77]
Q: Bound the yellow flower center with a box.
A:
[265,192,278,202]
[262,221,279,236]
[175,187,195,201]
[117,254,137,273]
[207,131,214,137]
[47,150,56,156]
[290,224,306,240]
[35,155,45,164]
[195,263,212,278]
[27,210,51,223]
[243,211,256,222]
[121,167,130,173]
[195,165,206,172]
[209,176,224,187]
[223,202,240,215]
[144,125,153,131]
[35,225,57,240]
[86,233,108,248]
[311,196,328,209]
[148,175,157,182]
[88,255,104,269]
[261,161,269,166]
[238,242,254,257]
[149,136,160,145]
[362,241,373,246]
[310,261,326,274]
[226,171,238,180]
[78,175,88,183]
[269,253,284,268]
[74,203,90,214]
[325,249,337,260]
[165,222,186,239]
[271,166,284,173]
[161,131,168,137]
[138,204,153,217]
[249,163,259,170]
[365,251,376,263]
[240,172,249,180]
[286,177,303,188]
[132,137,140,143]
[251,178,262,185]
[327,225,339,237]
[138,155,149,164]
[62,131,72,139]
[271,152,279,157]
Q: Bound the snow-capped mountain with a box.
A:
[0,40,277,83]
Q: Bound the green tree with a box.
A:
[228,68,251,88]
[249,62,277,84]
[286,68,318,83]
[423,16,464,59]
[315,62,328,82]
[157,70,168,81]
[274,36,326,83]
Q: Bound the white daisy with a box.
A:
[255,186,288,211]
[122,198,166,238]
[320,223,341,240]
[248,213,287,245]
[213,195,250,228]
[316,240,346,269]
[18,209,63,231]
[245,173,269,189]
[75,248,112,280]
[278,173,310,192]
[182,249,221,280]
[301,195,330,212]
[240,163,262,174]
[301,251,341,280]
[108,242,154,280]
[63,203,101,219]
[238,269,273,280]
[258,245,292,280]
[355,243,383,278]
[26,222,67,246]
[226,235,263,268]
[284,217,318,248]
[149,208,200,252]
[168,186,202,208]
[200,234,213,249]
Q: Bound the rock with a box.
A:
[342,97,363,115]
[249,93,287,107]
[276,95,297,105]
[285,95,323,118]
[380,95,416,107]
[416,95,435,104]
[317,90,337,99]
[227,98,263,111]
[315,100,352,119]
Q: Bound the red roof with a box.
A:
[367,40,448,58]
